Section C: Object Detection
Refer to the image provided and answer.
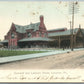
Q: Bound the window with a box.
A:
[27,32,31,37]
[39,32,41,37]
[44,33,47,37]
[11,33,15,39]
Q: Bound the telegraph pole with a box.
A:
[69,1,79,51]
[69,21,72,33]
[71,2,74,51]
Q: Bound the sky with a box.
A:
[0,1,84,40]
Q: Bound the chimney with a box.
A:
[39,15,46,30]
[40,15,44,23]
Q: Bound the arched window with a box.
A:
[11,33,15,39]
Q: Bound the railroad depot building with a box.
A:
[2,15,84,48]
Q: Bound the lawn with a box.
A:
[0,50,46,57]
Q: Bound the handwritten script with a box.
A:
[0,70,84,82]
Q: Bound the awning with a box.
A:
[19,37,53,42]
[1,40,8,43]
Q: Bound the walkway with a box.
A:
[0,48,84,64]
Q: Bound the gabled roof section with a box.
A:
[48,28,79,37]
[81,28,84,35]
[14,22,40,33]
[74,28,79,33]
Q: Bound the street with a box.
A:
[0,49,84,69]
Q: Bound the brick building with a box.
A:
[2,15,84,49]
[2,15,52,48]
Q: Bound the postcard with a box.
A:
[0,0,84,82]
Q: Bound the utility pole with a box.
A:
[69,1,79,51]
[71,2,74,51]
[69,21,72,33]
